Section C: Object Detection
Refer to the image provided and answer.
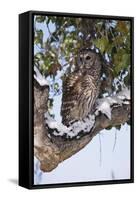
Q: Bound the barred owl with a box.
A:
[61,49,102,126]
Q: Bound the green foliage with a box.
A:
[35,15,46,23]
[34,30,43,46]
[113,49,130,76]
[34,16,131,93]
[93,37,109,54]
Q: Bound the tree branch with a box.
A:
[34,77,130,172]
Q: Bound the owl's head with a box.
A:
[77,49,101,70]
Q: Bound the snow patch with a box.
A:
[45,112,95,139]
[117,88,130,100]
[95,88,130,120]
[95,101,111,119]
[34,66,49,86]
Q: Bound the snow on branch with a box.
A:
[34,66,49,86]
[45,88,130,139]
[95,88,130,119]
[117,88,130,101]
[45,112,95,139]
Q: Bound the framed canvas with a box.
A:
[19,10,134,189]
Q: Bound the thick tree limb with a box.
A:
[34,80,130,172]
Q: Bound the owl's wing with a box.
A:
[61,73,98,126]
[61,73,82,125]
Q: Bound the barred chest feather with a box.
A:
[61,50,102,126]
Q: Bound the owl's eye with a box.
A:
[86,56,91,60]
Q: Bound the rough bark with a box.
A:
[34,80,130,172]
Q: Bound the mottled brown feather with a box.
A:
[61,50,102,126]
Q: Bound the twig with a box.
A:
[47,23,58,42]
[99,133,102,167]
[112,129,117,152]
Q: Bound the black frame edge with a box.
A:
[19,12,32,189]
[19,10,134,189]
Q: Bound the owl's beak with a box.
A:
[80,61,85,69]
